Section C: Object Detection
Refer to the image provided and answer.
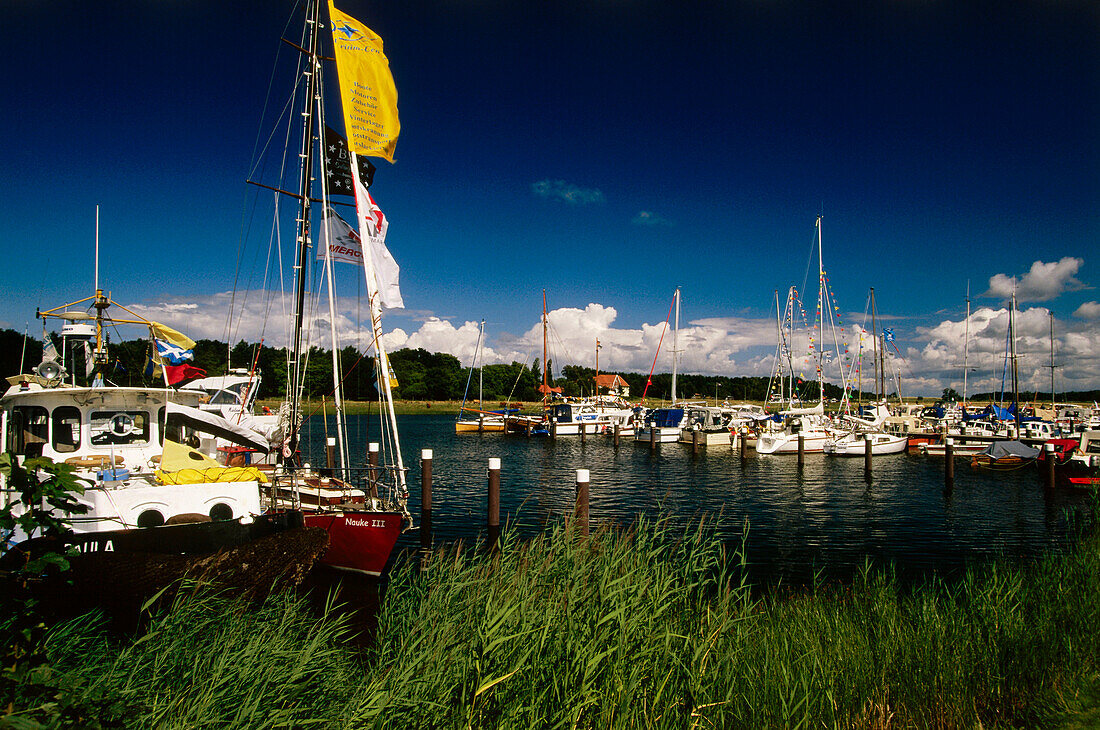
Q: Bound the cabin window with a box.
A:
[10,406,49,457]
[90,411,150,446]
[158,407,166,446]
[51,406,81,453]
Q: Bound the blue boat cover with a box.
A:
[653,408,684,428]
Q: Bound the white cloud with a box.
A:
[112,291,1100,397]
[1073,301,1100,319]
[632,211,673,227]
[531,179,605,205]
[984,257,1086,302]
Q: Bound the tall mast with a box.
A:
[478,319,485,413]
[816,216,825,407]
[286,0,322,463]
[541,289,550,408]
[594,337,600,401]
[963,285,970,404]
[671,287,679,404]
[773,289,783,405]
[1049,310,1056,409]
[1010,292,1020,435]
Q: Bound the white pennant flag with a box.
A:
[318,203,403,309]
[353,180,404,309]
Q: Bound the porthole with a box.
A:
[137,509,165,528]
[209,503,234,522]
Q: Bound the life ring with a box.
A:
[110,413,134,437]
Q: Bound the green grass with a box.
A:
[5,513,1100,728]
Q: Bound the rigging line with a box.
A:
[640,291,676,402]
[231,5,310,347]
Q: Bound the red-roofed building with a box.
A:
[595,373,630,398]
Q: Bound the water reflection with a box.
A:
[297,414,1094,585]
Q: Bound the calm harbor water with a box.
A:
[298,413,1094,586]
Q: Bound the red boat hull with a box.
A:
[303,511,404,576]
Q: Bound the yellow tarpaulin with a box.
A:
[156,439,268,484]
[328,0,400,162]
[156,466,268,485]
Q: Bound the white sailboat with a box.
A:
[824,288,907,456]
[635,287,689,443]
[756,217,840,455]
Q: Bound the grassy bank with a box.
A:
[5,514,1100,728]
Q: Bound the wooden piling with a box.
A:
[797,433,805,467]
[420,449,433,553]
[487,457,501,532]
[945,438,955,488]
[325,436,336,471]
[551,420,558,440]
[740,428,748,462]
[580,422,586,442]
[864,434,873,476]
[692,428,699,454]
[575,468,590,537]
[1044,443,1056,489]
[650,426,657,452]
[613,423,620,447]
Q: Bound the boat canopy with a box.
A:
[165,401,270,453]
[653,408,684,428]
[978,440,1039,460]
[781,402,824,416]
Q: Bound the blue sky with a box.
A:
[3,0,1098,396]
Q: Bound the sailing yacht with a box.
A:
[635,288,689,443]
[250,0,411,576]
[456,321,508,433]
[756,217,843,455]
[824,288,907,456]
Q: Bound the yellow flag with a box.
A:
[328,1,400,162]
[149,322,196,351]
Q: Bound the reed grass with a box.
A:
[9,512,1100,728]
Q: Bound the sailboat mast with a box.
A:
[286,0,323,462]
[478,319,484,413]
[1049,310,1056,409]
[1010,292,1020,435]
[671,287,679,404]
[963,286,970,404]
[816,216,824,407]
[542,289,549,408]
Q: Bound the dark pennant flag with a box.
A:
[323,125,376,195]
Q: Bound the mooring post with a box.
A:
[420,449,433,552]
[613,422,620,447]
[487,457,501,544]
[864,434,873,476]
[1044,443,1056,489]
[551,419,558,440]
[740,428,748,462]
[478,413,484,433]
[580,422,586,442]
[326,436,336,471]
[692,428,699,454]
[797,433,805,467]
[945,438,955,488]
[575,468,590,537]
[650,425,657,452]
[368,442,379,498]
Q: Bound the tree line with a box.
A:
[5,329,1099,404]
